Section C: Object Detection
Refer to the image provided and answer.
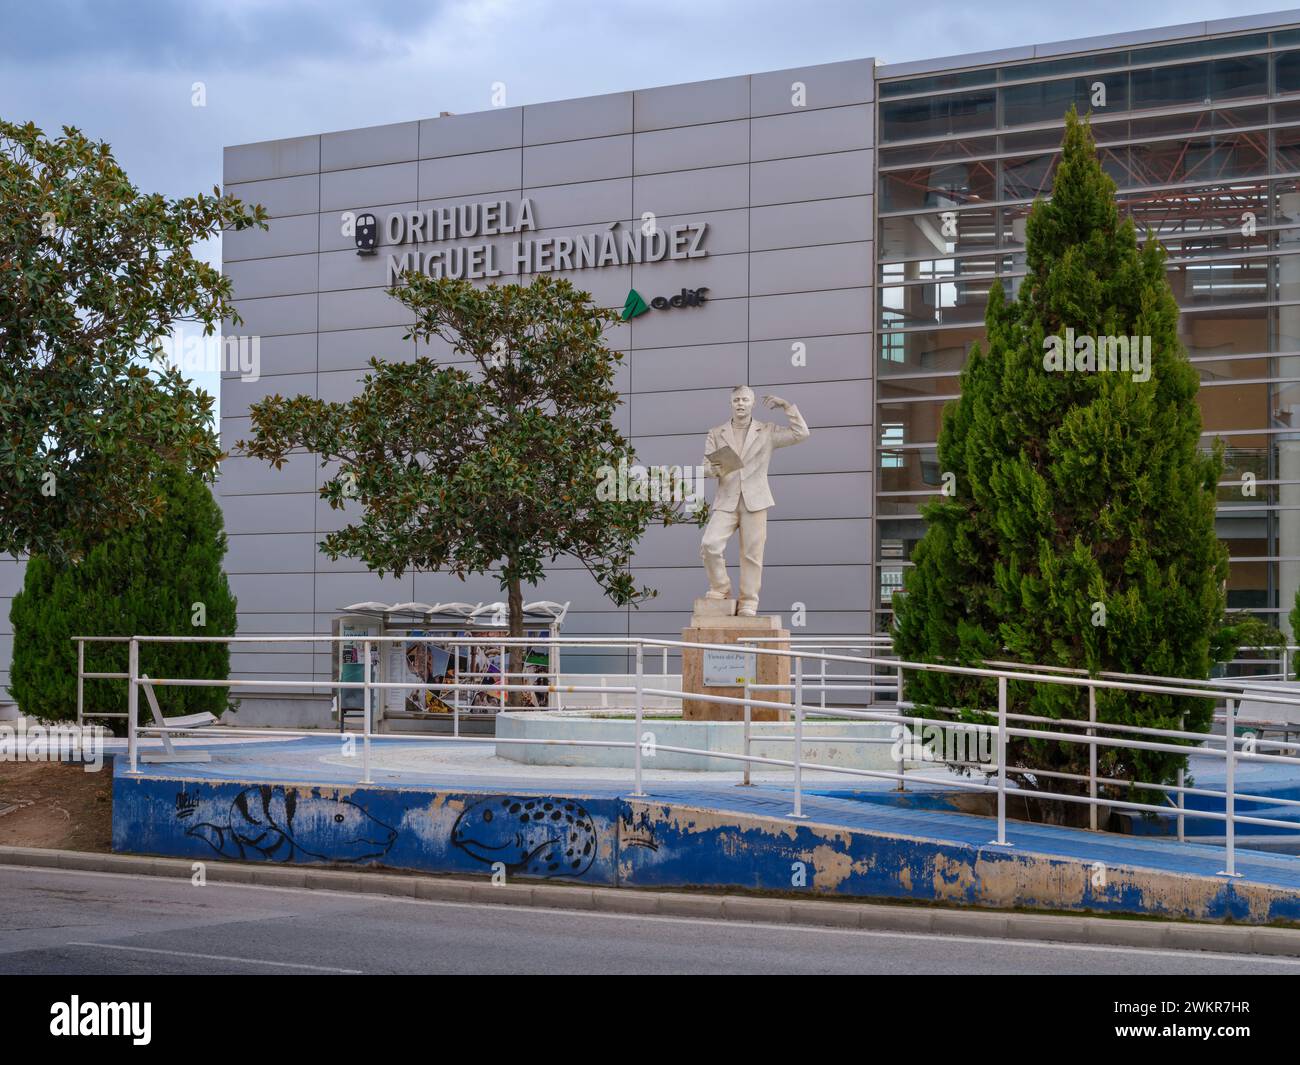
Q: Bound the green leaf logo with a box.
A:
[621,288,650,320]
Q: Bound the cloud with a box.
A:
[0,0,443,69]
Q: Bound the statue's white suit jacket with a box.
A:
[703,406,810,512]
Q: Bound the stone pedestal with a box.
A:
[681,599,790,721]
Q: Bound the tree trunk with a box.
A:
[507,574,526,708]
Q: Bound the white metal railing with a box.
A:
[70,632,1300,879]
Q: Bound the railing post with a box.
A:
[554,639,563,711]
[989,674,1011,846]
[76,639,85,729]
[1283,645,1290,682]
[1177,712,1186,843]
[498,639,506,713]
[742,675,752,787]
[452,641,460,737]
[127,638,139,775]
[632,643,645,798]
[895,714,906,793]
[361,639,373,784]
[1088,683,1097,832]
[790,654,807,819]
[1219,700,1241,877]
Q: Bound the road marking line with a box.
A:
[7,864,1298,966]
[65,941,361,973]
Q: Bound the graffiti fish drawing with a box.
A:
[452,796,597,877]
[186,785,397,863]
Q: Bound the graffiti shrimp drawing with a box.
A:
[186,785,397,863]
[452,796,597,877]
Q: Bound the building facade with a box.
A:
[5,11,1300,702]
[216,56,878,693]
[874,11,1300,636]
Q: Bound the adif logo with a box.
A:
[620,287,708,320]
[50,997,151,1045]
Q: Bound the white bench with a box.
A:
[1228,680,1300,748]
[138,675,214,763]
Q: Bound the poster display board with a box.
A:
[337,603,566,722]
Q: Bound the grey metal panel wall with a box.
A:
[219,58,877,684]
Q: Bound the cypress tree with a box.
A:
[893,109,1228,796]
[9,467,237,727]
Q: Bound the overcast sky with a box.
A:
[1,0,1291,406]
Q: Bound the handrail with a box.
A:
[73,630,1300,879]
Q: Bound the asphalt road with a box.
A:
[1,865,1297,975]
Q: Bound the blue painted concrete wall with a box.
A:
[113,776,620,884]
[113,771,1300,924]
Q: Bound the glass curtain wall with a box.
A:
[875,27,1300,633]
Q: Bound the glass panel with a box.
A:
[1213,105,1269,130]
[1181,304,1272,359]
[1132,34,1266,65]
[875,519,927,563]
[1002,153,1058,200]
[1217,480,1278,504]
[1129,132,1268,187]
[880,89,997,143]
[878,376,962,401]
[1169,256,1270,306]
[880,276,1001,329]
[876,449,941,493]
[1169,231,1271,258]
[880,70,993,99]
[879,255,1000,285]
[1130,57,1266,111]
[877,212,998,258]
[1220,446,1270,482]
[1001,74,1128,128]
[876,327,986,376]
[1002,127,1074,152]
[876,498,927,518]
[1197,357,1272,383]
[1197,382,1273,433]
[998,52,1129,83]
[1120,182,1270,237]
[1132,60,1212,110]
[1224,553,1273,611]
[879,401,951,449]
[1123,103,1271,148]
[879,137,998,169]
[879,162,997,212]
[1276,126,1300,173]
[1277,50,1300,95]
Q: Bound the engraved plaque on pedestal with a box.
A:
[681,604,790,721]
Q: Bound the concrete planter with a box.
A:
[495,710,902,772]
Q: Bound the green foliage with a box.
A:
[893,110,1228,793]
[9,468,237,726]
[1213,612,1284,667]
[0,120,266,561]
[240,274,702,690]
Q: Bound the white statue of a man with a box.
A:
[699,385,810,616]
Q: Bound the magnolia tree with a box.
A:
[0,120,266,561]
[893,110,1229,805]
[240,274,701,700]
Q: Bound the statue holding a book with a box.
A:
[699,385,810,617]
